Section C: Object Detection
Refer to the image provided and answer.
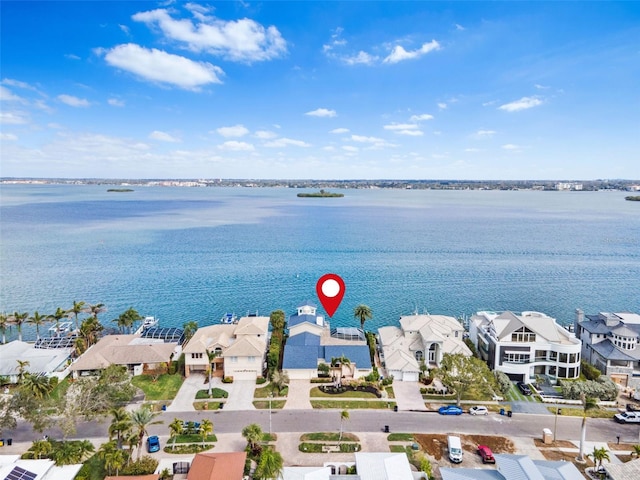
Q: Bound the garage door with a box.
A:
[229,369,258,381]
[402,371,419,382]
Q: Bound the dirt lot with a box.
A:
[414,434,515,462]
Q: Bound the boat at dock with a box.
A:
[135,316,159,334]
[220,313,238,324]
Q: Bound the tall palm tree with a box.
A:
[130,406,162,460]
[577,394,599,462]
[28,311,47,340]
[242,423,263,455]
[354,304,373,332]
[632,444,640,458]
[169,418,183,451]
[206,349,220,397]
[99,440,125,475]
[0,313,8,344]
[53,441,84,466]
[75,440,95,463]
[49,307,68,336]
[114,308,141,334]
[109,407,133,450]
[254,448,284,480]
[68,300,86,331]
[270,370,290,396]
[21,374,54,399]
[339,409,350,441]
[587,446,610,472]
[200,418,213,447]
[16,359,30,382]
[183,320,198,343]
[11,311,28,342]
[87,303,106,321]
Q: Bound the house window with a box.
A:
[569,353,578,363]
[249,356,256,363]
[192,353,203,359]
[415,351,424,362]
[504,353,530,364]
[559,353,568,363]
[454,331,459,338]
[214,347,222,355]
[549,351,557,361]
[231,356,238,363]
[511,327,536,343]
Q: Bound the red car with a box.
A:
[477,445,495,464]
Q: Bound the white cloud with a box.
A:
[384,123,419,131]
[502,144,522,150]
[119,24,131,35]
[342,145,359,152]
[0,86,24,102]
[330,128,349,134]
[0,133,18,141]
[0,111,28,124]
[465,148,480,152]
[254,130,277,139]
[397,130,424,136]
[2,79,36,90]
[323,146,336,151]
[437,102,447,110]
[263,137,310,147]
[474,129,496,138]
[305,108,336,118]
[455,24,465,31]
[65,53,81,60]
[108,98,125,107]
[218,140,254,151]
[132,8,287,62]
[216,124,250,138]
[409,114,434,122]
[383,40,440,64]
[58,94,90,107]
[534,84,550,90]
[343,51,378,65]
[149,130,181,142]
[351,134,385,143]
[103,43,224,90]
[499,96,543,112]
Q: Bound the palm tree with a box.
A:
[31,439,53,459]
[270,370,290,395]
[16,359,30,382]
[130,406,162,460]
[354,304,373,331]
[49,307,68,336]
[183,320,198,343]
[99,440,125,475]
[114,308,141,334]
[11,311,28,342]
[200,418,213,447]
[631,444,640,458]
[109,407,133,450]
[68,300,86,331]
[87,303,106,320]
[124,433,138,464]
[169,418,183,451]
[75,440,95,462]
[53,441,83,466]
[339,409,350,441]
[206,349,219,396]
[242,423,263,455]
[577,394,599,462]
[587,446,610,472]
[80,316,104,347]
[28,311,47,340]
[0,313,8,344]
[21,373,54,399]
[254,448,284,480]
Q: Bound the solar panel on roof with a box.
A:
[4,466,38,480]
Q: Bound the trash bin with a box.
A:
[6,439,11,446]
[0,439,4,447]
[393,405,398,412]
[507,411,512,417]
[384,425,390,433]
[219,402,224,409]
[557,408,562,415]
[542,428,553,445]
[500,408,505,415]
[161,404,166,411]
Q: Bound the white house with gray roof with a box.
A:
[378,314,471,382]
[469,311,581,384]
[574,309,640,388]
[0,341,72,383]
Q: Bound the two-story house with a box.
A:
[469,311,581,384]
[574,309,640,387]
[377,314,471,382]
[183,316,269,380]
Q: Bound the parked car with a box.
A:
[448,435,463,463]
[146,435,160,453]
[517,382,532,395]
[439,405,464,415]
[469,406,489,415]
[626,403,640,412]
[477,445,496,464]
[614,411,640,424]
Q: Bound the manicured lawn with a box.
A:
[193,401,222,411]
[310,386,379,399]
[299,442,361,453]
[311,400,396,409]
[505,383,539,403]
[195,388,228,399]
[300,432,359,442]
[168,434,217,444]
[387,433,414,441]
[75,454,106,480]
[254,385,288,398]
[385,386,395,399]
[131,373,184,401]
[50,377,71,401]
[546,407,616,418]
[253,400,286,409]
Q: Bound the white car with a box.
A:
[469,406,489,415]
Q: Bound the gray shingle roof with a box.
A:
[590,339,640,361]
[579,320,614,334]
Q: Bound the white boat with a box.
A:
[135,316,158,334]
[48,321,75,338]
[220,313,237,324]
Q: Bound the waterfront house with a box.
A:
[0,341,72,383]
[0,455,83,480]
[183,316,269,380]
[469,311,581,384]
[282,302,372,380]
[69,334,179,378]
[574,309,640,388]
[377,314,471,381]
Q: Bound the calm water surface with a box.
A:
[1,185,638,339]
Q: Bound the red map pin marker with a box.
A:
[316,273,346,317]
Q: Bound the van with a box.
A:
[448,435,463,463]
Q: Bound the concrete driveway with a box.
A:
[392,381,427,411]
[284,380,312,410]
[222,379,256,411]
[166,373,205,412]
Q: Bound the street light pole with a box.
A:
[269,393,273,435]
[553,406,559,442]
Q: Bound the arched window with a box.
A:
[415,351,424,361]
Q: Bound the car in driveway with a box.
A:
[614,411,640,424]
[477,445,496,464]
[469,405,489,415]
[439,405,464,415]
[146,435,160,453]
[517,382,532,395]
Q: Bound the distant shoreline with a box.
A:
[625,196,640,201]
[107,188,134,192]
[297,191,344,198]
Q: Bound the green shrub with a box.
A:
[381,375,394,386]
[256,377,267,385]
[311,377,333,383]
[560,377,617,401]
[365,367,380,383]
[494,371,512,395]
[581,361,601,381]
[222,376,234,383]
[120,456,158,475]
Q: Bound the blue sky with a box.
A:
[1,1,638,180]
